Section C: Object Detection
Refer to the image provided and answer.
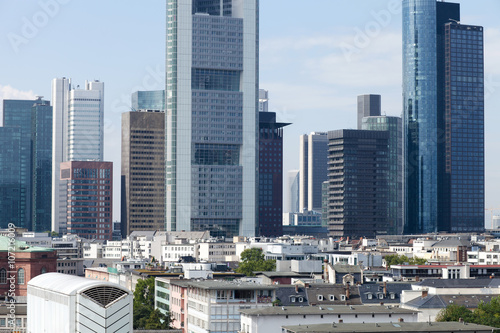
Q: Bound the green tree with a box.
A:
[236,248,276,276]
[384,254,427,268]
[436,304,474,323]
[474,297,500,328]
[133,277,172,330]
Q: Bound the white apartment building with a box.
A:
[197,242,237,262]
[184,280,276,333]
[51,78,104,234]
[162,243,196,262]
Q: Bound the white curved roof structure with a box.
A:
[28,273,133,333]
[28,272,129,296]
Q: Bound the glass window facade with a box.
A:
[362,116,402,235]
[444,24,484,232]
[403,1,484,233]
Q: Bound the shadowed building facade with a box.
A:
[258,111,289,237]
[327,130,389,238]
[121,110,165,236]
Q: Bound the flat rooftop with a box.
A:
[240,305,416,316]
[282,321,497,333]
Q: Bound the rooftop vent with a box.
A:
[81,286,128,308]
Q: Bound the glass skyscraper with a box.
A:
[403,0,484,233]
[362,116,402,235]
[165,0,258,237]
[444,23,484,232]
[131,90,165,111]
[0,127,21,228]
[31,100,53,232]
[1,98,52,231]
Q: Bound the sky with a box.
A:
[0,1,499,227]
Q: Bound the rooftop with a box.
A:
[282,322,497,333]
[180,280,277,290]
[415,278,500,289]
[28,272,130,296]
[0,235,54,253]
[404,294,500,309]
[240,305,416,316]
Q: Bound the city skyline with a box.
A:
[0,1,499,227]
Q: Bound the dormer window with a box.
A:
[341,295,346,301]
[378,293,384,300]
[329,295,335,301]
[291,297,296,303]
[317,295,323,301]
[299,297,304,302]
[367,293,373,300]
[390,293,396,299]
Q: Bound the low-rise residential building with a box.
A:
[240,305,418,333]
[358,282,412,305]
[155,279,276,333]
[56,258,85,276]
[197,242,237,262]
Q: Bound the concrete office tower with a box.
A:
[299,132,328,213]
[131,90,165,111]
[258,112,290,237]
[2,98,52,231]
[327,130,389,238]
[357,94,381,129]
[285,170,299,213]
[121,110,165,236]
[362,116,402,235]
[259,89,269,112]
[403,0,484,233]
[60,161,113,240]
[165,0,259,237]
[52,78,104,234]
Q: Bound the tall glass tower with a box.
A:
[165,0,259,237]
[403,0,484,233]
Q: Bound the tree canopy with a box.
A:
[437,296,500,329]
[133,277,172,330]
[384,254,427,268]
[235,248,276,276]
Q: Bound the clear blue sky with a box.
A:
[1,1,499,226]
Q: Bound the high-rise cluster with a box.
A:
[403,0,484,233]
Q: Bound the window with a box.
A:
[17,268,25,285]
[367,293,373,300]
[41,267,47,274]
[291,297,296,303]
[329,295,335,301]
[341,295,346,301]
[390,293,396,300]
[0,269,6,284]
[299,297,304,302]
[317,295,323,301]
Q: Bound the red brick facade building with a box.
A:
[0,236,57,296]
